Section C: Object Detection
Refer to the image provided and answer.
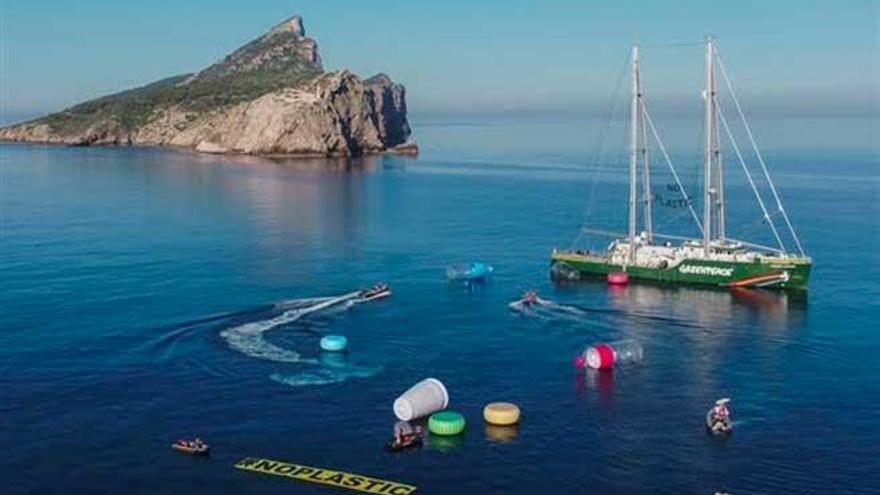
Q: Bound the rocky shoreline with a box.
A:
[0,15,417,157]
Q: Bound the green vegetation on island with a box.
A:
[0,14,415,156]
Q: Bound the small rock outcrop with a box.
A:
[0,15,416,156]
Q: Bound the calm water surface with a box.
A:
[1,117,878,494]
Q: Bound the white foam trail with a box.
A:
[220,292,359,363]
[275,296,339,310]
[269,364,382,387]
[355,290,391,303]
[322,299,356,315]
[547,301,588,318]
[509,297,587,323]
[508,297,554,313]
[219,291,387,388]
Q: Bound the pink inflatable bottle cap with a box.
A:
[607,272,629,285]
[573,355,586,369]
[586,344,616,369]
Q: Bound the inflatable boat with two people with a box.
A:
[359,283,391,301]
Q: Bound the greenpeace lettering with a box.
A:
[678,264,734,277]
[235,457,417,494]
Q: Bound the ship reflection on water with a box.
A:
[554,278,806,330]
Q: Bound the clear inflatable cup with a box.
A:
[393,378,449,421]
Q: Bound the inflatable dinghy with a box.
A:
[706,409,733,435]
[359,283,391,301]
[385,435,423,452]
[172,440,210,456]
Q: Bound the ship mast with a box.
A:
[628,44,640,263]
[702,37,715,254]
[714,89,725,241]
[641,81,652,244]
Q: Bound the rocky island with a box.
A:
[0,15,417,156]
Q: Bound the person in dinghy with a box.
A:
[521,290,539,306]
[172,437,210,456]
[385,421,424,452]
[359,283,391,300]
[706,398,733,435]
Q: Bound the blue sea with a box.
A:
[1,116,878,494]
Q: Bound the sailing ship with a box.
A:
[550,38,811,290]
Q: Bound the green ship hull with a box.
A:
[550,251,811,291]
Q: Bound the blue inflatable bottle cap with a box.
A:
[320,335,348,352]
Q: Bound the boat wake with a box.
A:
[218,291,383,387]
[508,297,588,323]
[220,294,353,363]
[510,297,700,328]
[269,364,380,387]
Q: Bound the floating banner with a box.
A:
[235,457,417,495]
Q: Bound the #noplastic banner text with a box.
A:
[235,457,417,495]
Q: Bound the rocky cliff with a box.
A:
[0,15,417,156]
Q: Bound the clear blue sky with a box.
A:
[1,0,877,121]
